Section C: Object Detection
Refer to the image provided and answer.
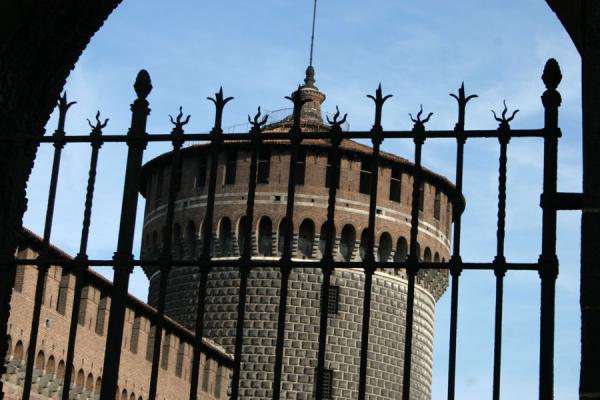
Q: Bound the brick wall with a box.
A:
[1,239,232,400]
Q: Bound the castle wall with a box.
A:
[1,240,232,400]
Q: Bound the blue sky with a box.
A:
[23,1,582,399]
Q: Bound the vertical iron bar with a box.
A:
[62,112,104,400]
[314,106,345,400]
[230,109,264,400]
[189,88,231,400]
[403,105,430,400]
[447,84,475,400]
[492,126,509,400]
[22,94,73,400]
[358,86,390,400]
[188,269,208,400]
[100,71,151,400]
[148,108,188,400]
[271,91,305,399]
[539,59,561,400]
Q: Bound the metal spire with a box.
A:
[309,0,318,67]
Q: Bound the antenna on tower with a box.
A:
[309,0,318,67]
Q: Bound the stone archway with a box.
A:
[0,2,594,399]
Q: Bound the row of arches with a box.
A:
[145,216,445,264]
[4,337,141,400]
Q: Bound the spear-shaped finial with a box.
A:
[367,84,392,131]
[207,87,234,134]
[55,92,77,135]
[450,82,477,130]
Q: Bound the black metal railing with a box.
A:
[0,58,571,400]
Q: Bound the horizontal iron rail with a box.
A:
[0,128,552,143]
[6,258,540,270]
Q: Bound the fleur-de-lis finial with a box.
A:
[248,106,269,133]
[57,92,77,113]
[326,106,348,128]
[409,104,434,125]
[87,110,109,131]
[492,100,519,126]
[450,82,477,133]
[169,106,191,130]
[86,110,108,148]
[367,83,392,129]
[207,87,234,133]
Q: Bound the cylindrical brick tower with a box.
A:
[140,68,462,399]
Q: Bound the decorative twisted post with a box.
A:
[62,110,106,400]
[447,83,476,400]
[100,70,151,400]
[357,85,391,400]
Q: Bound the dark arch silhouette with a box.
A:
[277,218,289,256]
[218,217,233,257]
[318,222,335,258]
[86,372,94,392]
[359,229,369,261]
[378,232,393,262]
[76,368,85,388]
[57,360,65,379]
[424,247,432,263]
[46,355,56,376]
[298,219,315,259]
[258,216,273,256]
[35,350,45,371]
[237,216,248,255]
[395,237,408,262]
[339,225,356,262]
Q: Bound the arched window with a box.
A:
[13,341,23,363]
[172,223,183,259]
[298,219,315,259]
[339,225,356,262]
[258,217,273,256]
[237,216,248,255]
[218,217,233,257]
[378,233,392,261]
[76,369,84,388]
[394,237,408,262]
[121,389,128,400]
[434,252,440,263]
[57,360,65,379]
[424,247,432,263]
[46,356,55,376]
[318,222,335,258]
[130,393,136,400]
[416,242,421,261]
[186,221,197,259]
[95,377,102,395]
[35,350,45,371]
[277,218,288,256]
[86,373,94,392]
[6,335,11,358]
[359,229,369,261]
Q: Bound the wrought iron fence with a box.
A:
[0,57,575,400]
